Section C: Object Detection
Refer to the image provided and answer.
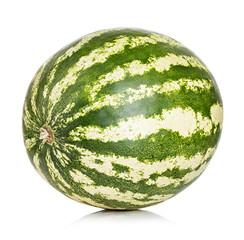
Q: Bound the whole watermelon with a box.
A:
[23,28,223,210]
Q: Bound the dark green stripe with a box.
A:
[23,67,45,128]
[67,127,221,162]
[28,54,60,122]
[61,90,220,135]
[98,66,212,97]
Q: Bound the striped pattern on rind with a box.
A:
[23,28,223,210]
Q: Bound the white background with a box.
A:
[1,0,243,239]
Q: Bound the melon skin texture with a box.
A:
[23,28,223,210]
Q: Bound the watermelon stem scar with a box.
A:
[40,125,54,144]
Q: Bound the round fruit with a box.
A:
[23,28,223,210]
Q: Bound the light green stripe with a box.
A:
[69,169,95,184]
[70,103,222,142]
[23,103,40,131]
[45,149,71,189]
[210,103,223,129]
[150,32,184,47]
[66,143,216,185]
[79,184,173,206]
[24,138,37,151]
[52,147,70,167]
[85,53,209,102]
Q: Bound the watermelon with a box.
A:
[23,28,223,210]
